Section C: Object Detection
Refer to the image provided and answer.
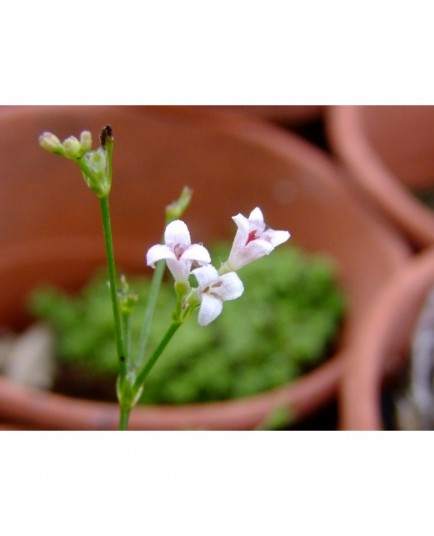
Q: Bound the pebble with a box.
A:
[1,323,56,390]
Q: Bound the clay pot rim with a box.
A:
[326,105,434,247]
[203,105,323,125]
[340,247,434,430]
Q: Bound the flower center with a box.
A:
[174,243,186,259]
[245,230,258,245]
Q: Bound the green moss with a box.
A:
[28,244,346,406]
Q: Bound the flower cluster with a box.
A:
[39,128,113,198]
[39,130,92,159]
[146,208,290,326]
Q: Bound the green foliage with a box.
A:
[28,244,346,405]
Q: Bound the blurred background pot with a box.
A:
[326,105,434,249]
[340,248,434,430]
[0,105,410,430]
[205,105,323,126]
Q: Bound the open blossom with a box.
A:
[221,207,290,272]
[146,220,211,282]
[192,264,244,326]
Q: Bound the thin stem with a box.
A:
[134,259,166,371]
[122,313,132,362]
[119,406,131,431]
[133,321,182,392]
[99,195,127,378]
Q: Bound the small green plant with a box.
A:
[29,244,345,406]
[39,126,291,429]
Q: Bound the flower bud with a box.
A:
[118,275,139,316]
[85,148,107,175]
[39,132,64,155]
[62,136,82,159]
[166,186,193,222]
[79,130,92,152]
[78,147,110,197]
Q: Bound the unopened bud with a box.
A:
[166,186,193,222]
[80,130,92,152]
[86,149,107,175]
[78,147,110,197]
[39,132,64,155]
[118,274,139,315]
[62,136,82,159]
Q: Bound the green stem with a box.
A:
[123,313,132,363]
[99,195,127,378]
[134,259,166,371]
[133,321,182,392]
[119,406,131,431]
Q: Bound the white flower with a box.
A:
[192,264,244,326]
[223,207,290,271]
[146,220,211,282]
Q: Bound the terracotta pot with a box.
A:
[0,105,410,430]
[340,248,434,430]
[204,106,323,125]
[326,105,434,248]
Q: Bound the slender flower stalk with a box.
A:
[133,321,182,395]
[100,195,127,379]
[133,260,165,373]
[119,407,131,431]
[40,125,130,427]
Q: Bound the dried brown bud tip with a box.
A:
[100,124,114,147]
